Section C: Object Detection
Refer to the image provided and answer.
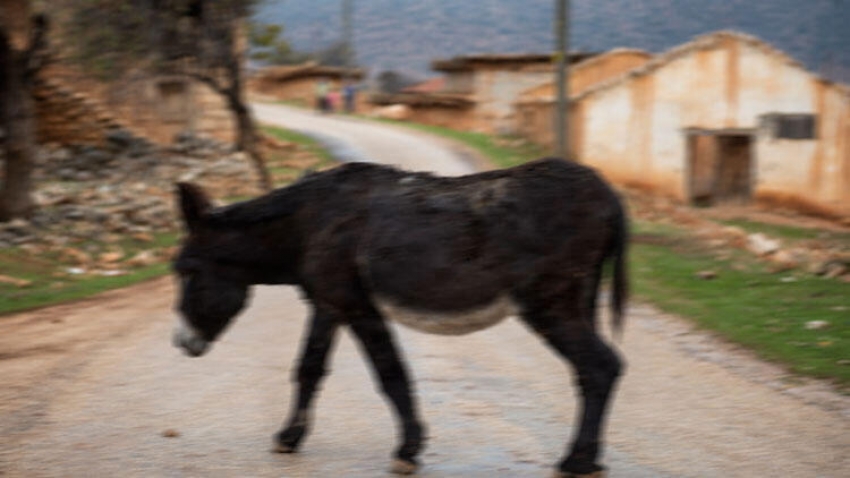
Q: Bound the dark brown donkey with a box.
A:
[172,157,628,477]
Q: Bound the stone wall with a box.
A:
[33,63,236,148]
[32,77,125,147]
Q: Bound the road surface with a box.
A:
[1,104,847,477]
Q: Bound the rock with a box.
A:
[161,429,181,438]
[824,262,848,279]
[0,274,33,288]
[373,104,412,120]
[105,128,135,151]
[695,270,718,280]
[746,233,781,256]
[62,248,92,265]
[769,249,805,272]
[127,250,158,268]
[99,251,124,263]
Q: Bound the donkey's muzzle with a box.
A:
[173,325,210,357]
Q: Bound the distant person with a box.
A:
[315,79,330,113]
[327,86,341,114]
[343,82,357,114]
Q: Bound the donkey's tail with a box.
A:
[610,204,629,340]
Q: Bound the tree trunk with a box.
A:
[0,25,36,221]
[229,89,272,192]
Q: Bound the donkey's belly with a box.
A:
[373,294,519,335]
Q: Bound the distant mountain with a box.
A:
[255,0,850,83]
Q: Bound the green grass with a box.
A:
[374,119,549,168]
[0,232,178,315]
[631,222,850,389]
[718,217,850,242]
[262,125,335,165]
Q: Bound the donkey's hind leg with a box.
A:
[348,316,425,475]
[521,312,622,477]
[274,309,339,453]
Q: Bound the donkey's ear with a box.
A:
[176,182,211,230]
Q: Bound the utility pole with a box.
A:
[554,0,570,159]
[341,0,354,69]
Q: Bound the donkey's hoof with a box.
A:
[273,426,306,453]
[390,458,419,475]
[272,442,297,453]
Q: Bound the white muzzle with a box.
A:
[173,321,210,357]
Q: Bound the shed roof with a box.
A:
[401,77,446,94]
[571,31,850,102]
[431,52,597,72]
[369,92,474,109]
[516,48,652,104]
[253,62,366,82]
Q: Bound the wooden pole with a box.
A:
[342,0,354,69]
[554,0,570,159]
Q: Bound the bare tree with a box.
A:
[0,1,49,221]
[154,0,272,191]
[66,0,272,191]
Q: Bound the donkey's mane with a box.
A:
[204,162,412,227]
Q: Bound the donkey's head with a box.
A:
[172,183,251,357]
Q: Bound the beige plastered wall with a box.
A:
[575,36,850,216]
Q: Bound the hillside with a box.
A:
[255,0,850,83]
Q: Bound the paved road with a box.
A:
[1,103,847,477]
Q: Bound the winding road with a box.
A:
[1,104,847,477]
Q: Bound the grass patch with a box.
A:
[718,217,850,243]
[631,226,849,389]
[262,125,337,187]
[0,232,178,316]
[375,119,549,168]
[263,125,334,164]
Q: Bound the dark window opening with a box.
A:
[762,113,817,140]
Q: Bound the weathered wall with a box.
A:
[443,71,474,94]
[471,65,553,134]
[98,76,235,145]
[251,76,316,106]
[33,78,122,146]
[573,33,850,216]
[37,63,236,147]
[192,82,236,144]
[515,50,653,149]
[405,106,476,130]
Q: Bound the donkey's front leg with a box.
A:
[274,310,339,453]
[349,317,425,475]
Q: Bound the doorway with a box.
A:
[686,130,754,206]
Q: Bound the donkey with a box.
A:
[172,157,628,477]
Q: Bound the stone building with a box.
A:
[517,31,850,218]
[370,52,595,133]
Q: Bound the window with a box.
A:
[762,113,817,140]
[157,80,190,122]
